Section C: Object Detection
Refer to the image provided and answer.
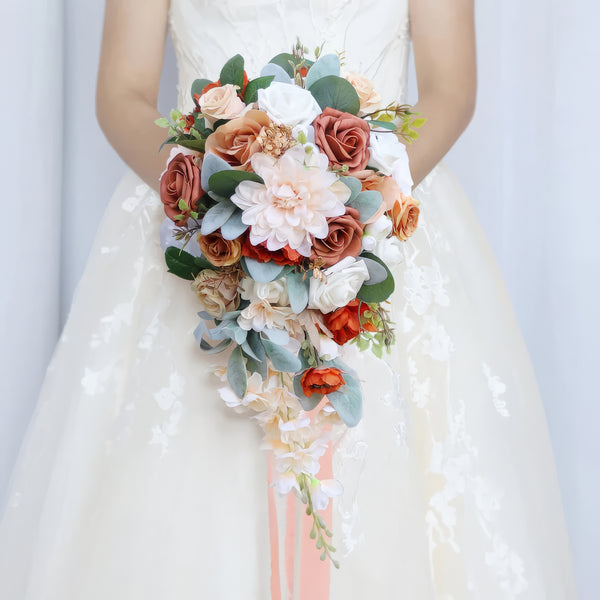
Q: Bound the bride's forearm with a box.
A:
[96,90,170,192]
[405,90,475,189]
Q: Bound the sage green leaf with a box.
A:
[191,78,212,101]
[200,200,236,235]
[346,190,383,223]
[366,119,397,131]
[262,339,301,372]
[361,256,388,285]
[308,75,361,115]
[165,247,201,280]
[326,369,363,427]
[175,138,206,152]
[220,210,248,240]
[357,251,395,303]
[208,170,263,198]
[261,63,293,84]
[267,52,296,77]
[340,176,362,202]
[246,330,266,363]
[305,54,340,89]
[227,346,248,398]
[293,372,323,411]
[287,271,309,313]
[158,136,177,153]
[199,338,232,354]
[219,54,245,88]
[201,153,232,192]
[244,75,275,103]
[244,258,284,283]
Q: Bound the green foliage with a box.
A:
[227,346,248,398]
[308,75,361,115]
[191,78,212,101]
[208,170,263,198]
[268,52,297,78]
[219,54,245,88]
[164,247,210,280]
[357,252,395,303]
[244,75,275,103]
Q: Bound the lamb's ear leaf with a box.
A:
[200,200,236,235]
[244,258,284,283]
[287,271,309,313]
[220,210,248,240]
[262,339,301,373]
[293,371,323,411]
[201,153,232,192]
[326,370,363,427]
[219,54,245,88]
[227,346,248,398]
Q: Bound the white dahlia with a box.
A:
[231,146,349,257]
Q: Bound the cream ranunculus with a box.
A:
[343,71,382,115]
[308,256,370,314]
[199,84,246,124]
[257,82,322,128]
[367,130,413,194]
[239,277,289,306]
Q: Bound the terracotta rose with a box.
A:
[159,152,203,224]
[300,367,345,397]
[312,107,370,172]
[197,231,242,267]
[204,109,270,170]
[310,207,364,268]
[390,194,420,241]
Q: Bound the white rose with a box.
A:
[368,131,413,194]
[258,82,322,128]
[199,84,246,124]
[308,256,370,314]
[239,277,289,306]
[374,237,404,267]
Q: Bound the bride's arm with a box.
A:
[407,0,476,187]
[96,0,171,191]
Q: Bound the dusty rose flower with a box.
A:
[343,71,381,115]
[389,194,420,241]
[204,109,271,170]
[191,269,241,319]
[197,231,242,267]
[199,84,246,124]
[159,150,203,224]
[310,206,364,267]
[354,169,403,223]
[312,107,371,173]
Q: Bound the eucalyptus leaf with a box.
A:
[308,75,361,115]
[244,75,275,103]
[340,176,362,202]
[220,210,248,240]
[261,62,293,83]
[200,200,237,235]
[267,53,296,78]
[164,247,201,281]
[208,170,263,198]
[219,54,245,88]
[361,257,388,285]
[357,252,395,303]
[293,373,323,411]
[262,339,301,372]
[287,271,309,313]
[346,190,383,223]
[305,54,341,89]
[191,78,213,101]
[227,346,248,398]
[201,153,232,192]
[244,258,284,283]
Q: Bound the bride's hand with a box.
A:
[407,0,476,188]
[96,0,171,191]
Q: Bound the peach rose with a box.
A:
[354,169,403,223]
[343,71,381,115]
[204,109,271,170]
[199,84,246,124]
[310,206,364,267]
[312,107,371,173]
[389,194,420,241]
[159,150,203,224]
[197,231,242,267]
[191,269,241,319]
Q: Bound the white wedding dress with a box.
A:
[0,0,575,598]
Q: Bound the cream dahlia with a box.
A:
[231,146,349,257]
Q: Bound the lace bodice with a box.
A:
[168,0,411,113]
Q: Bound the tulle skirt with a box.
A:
[0,164,575,598]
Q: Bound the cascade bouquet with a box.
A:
[156,41,423,566]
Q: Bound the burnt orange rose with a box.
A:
[300,367,345,397]
[322,299,376,345]
[204,109,270,170]
[389,194,420,241]
[310,207,364,267]
[241,235,304,266]
[197,231,242,267]
[160,152,203,224]
[312,107,370,172]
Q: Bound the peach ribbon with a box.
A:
[267,444,333,599]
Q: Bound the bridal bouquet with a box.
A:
[156,42,423,567]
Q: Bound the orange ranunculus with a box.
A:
[312,106,371,173]
[197,231,242,267]
[300,367,345,397]
[204,109,270,170]
[322,299,376,345]
[241,235,304,266]
[389,194,420,241]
